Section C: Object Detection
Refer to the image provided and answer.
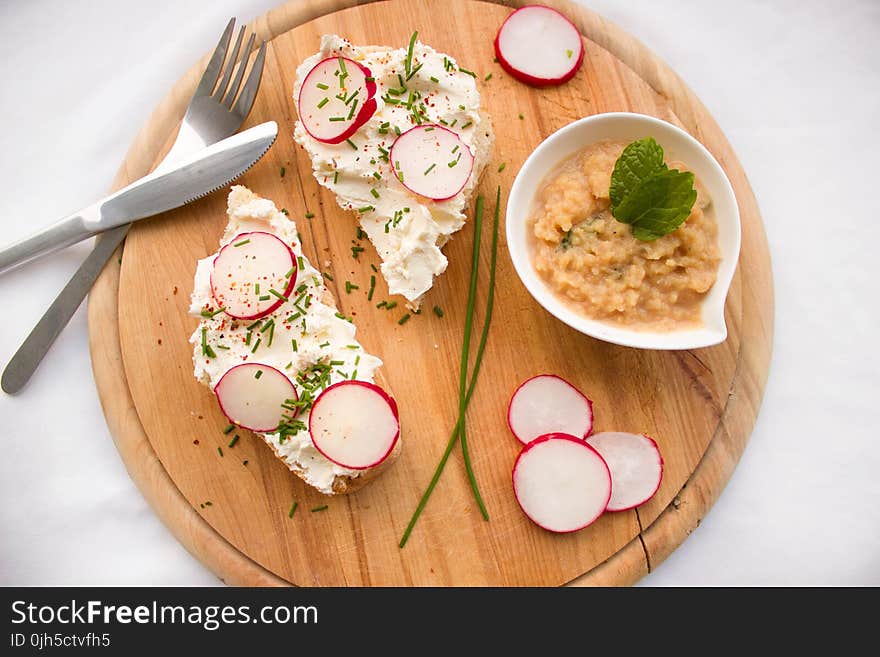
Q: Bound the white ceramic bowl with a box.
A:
[506,112,741,350]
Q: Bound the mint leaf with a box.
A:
[615,169,697,241]
[609,137,667,209]
[608,137,697,241]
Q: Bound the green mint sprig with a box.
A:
[609,137,697,241]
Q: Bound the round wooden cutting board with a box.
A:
[88,0,773,586]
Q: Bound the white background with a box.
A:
[1,0,877,586]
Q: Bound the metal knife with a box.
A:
[0,120,278,276]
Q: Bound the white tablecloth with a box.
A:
[1,0,877,586]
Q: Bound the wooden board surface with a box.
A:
[88,0,773,586]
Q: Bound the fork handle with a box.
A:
[1,224,129,394]
[0,205,101,275]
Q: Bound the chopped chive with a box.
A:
[458,67,476,77]
[347,98,359,120]
[251,337,261,353]
[316,82,329,90]
[346,344,359,350]
[357,206,373,214]
[433,305,444,318]
[376,300,387,308]
[367,274,376,301]
[406,62,424,81]
[430,75,439,83]
[370,188,380,199]
[291,339,298,352]
[452,145,460,154]
[200,306,226,318]
[254,283,260,295]
[346,138,358,150]
[286,312,301,323]
[372,171,381,180]
[394,125,401,136]
[310,505,329,513]
[345,281,359,294]
[288,501,298,518]
[269,288,289,302]
[566,49,574,58]
[216,344,230,350]
[405,30,418,77]
[424,163,436,175]
[484,73,493,81]
[329,360,345,366]
[398,313,411,325]
[233,239,250,247]
[497,162,507,173]
[258,294,271,301]
[371,263,378,272]
[323,271,334,281]
[385,301,398,310]
[254,369,263,379]
[424,126,435,132]
[317,97,329,108]
[461,121,472,129]
[245,331,252,346]
[228,434,240,448]
[280,166,286,178]
[246,319,262,331]
[351,245,365,259]
[328,116,347,122]
[285,267,295,279]
[518,112,524,119]
[333,170,339,184]
[383,96,401,105]
[217,447,224,457]
[319,341,330,348]
[365,76,375,82]
[223,424,235,435]
[285,362,293,369]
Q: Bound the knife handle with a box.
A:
[0,205,100,275]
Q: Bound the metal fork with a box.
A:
[1,18,267,394]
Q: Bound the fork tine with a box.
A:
[232,41,267,118]
[193,18,235,99]
[213,25,246,101]
[223,32,256,109]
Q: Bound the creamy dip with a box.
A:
[189,186,383,494]
[293,34,493,307]
[530,140,721,330]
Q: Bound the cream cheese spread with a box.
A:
[189,186,383,494]
[293,34,494,307]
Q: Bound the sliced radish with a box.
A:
[210,231,297,321]
[586,432,664,512]
[507,374,593,445]
[309,380,399,470]
[298,56,378,144]
[390,125,474,201]
[513,433,611,533]
[494,5,584,87]
[214,363,296,432]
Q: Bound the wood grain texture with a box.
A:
[88,0,773,586]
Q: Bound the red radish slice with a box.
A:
[513,433,611,533]
[494,5,584,87]
[298,56,378,144]
[210,231,297,321]
[214,363,296,432]
[309,380,399,470]
[390,125,474,201]
[586,432,664,512]
[507,374,593,445]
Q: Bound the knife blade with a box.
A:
[0,120,278,275]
